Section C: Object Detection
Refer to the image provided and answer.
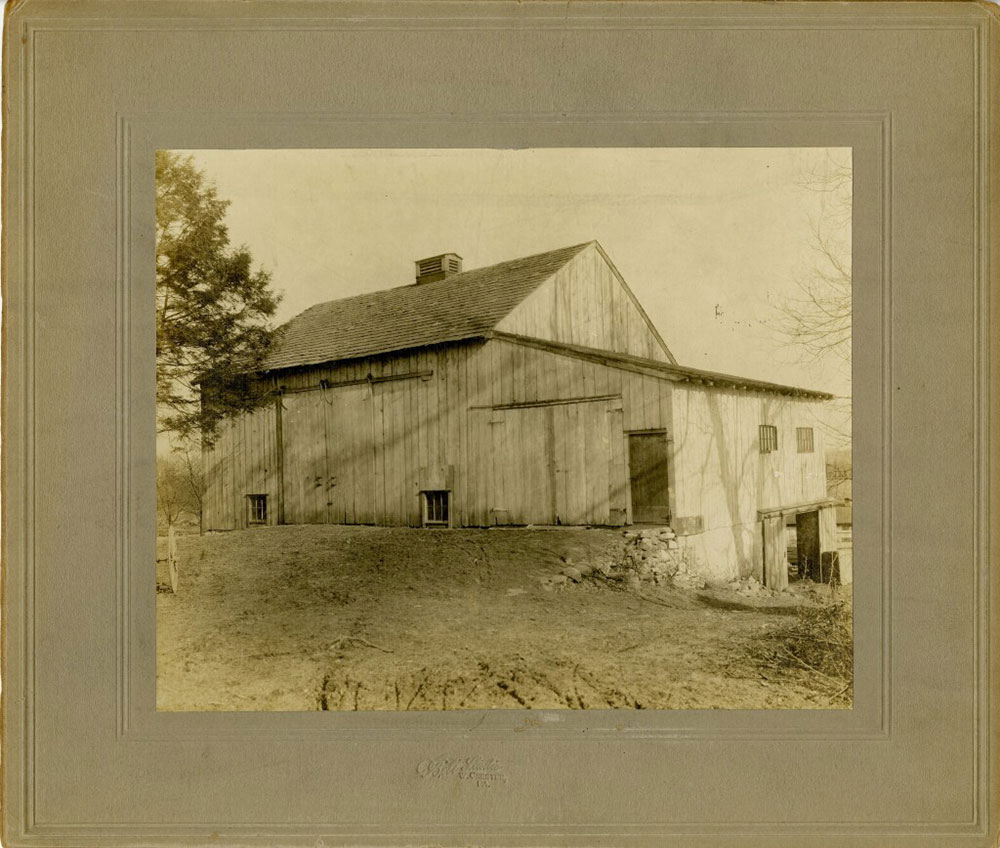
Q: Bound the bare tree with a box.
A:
[157,454,201,593]
[179,445,206,533]
[779,154,851,367]
[157,456,197,531]
[777,153,853,457]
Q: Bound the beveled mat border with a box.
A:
[1,2,995,846]
[121,112,887,744]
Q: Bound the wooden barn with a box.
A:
[202,241,839,587]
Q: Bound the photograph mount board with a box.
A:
[2,1,998,845]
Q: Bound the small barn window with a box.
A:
[247,494,267,524]
[796,427,815,453]
[759,425,778,453]
[422,491,450,527]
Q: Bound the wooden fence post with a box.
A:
[167,523,179,594]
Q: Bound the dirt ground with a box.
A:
[156,525,852,711]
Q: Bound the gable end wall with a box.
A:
[495,243,672,363]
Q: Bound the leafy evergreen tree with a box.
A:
[156,151,280,445]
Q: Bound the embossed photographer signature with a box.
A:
[416,756,508,789]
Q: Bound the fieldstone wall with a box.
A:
[619,527,706,589]
[539,526,712,592]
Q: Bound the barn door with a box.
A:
[628,433,670,524]
[323,383,375,524]
[479,399,617,526]
[763,515,789,590]
[280,390,330,524]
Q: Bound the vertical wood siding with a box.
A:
[495,243,671,362]
[669,383,828,577]
[203,343,481,528]
[671,384,827,525]
[473,399,621,526]
[762,515,788,590]
[202,402,277,530]
[202,336,826,553]
[202,337,664,529]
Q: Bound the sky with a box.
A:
[176,147,852,399]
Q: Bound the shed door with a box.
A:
[763,515,789,590]
[628,433,670,524]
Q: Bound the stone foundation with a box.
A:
[619,527,707,590]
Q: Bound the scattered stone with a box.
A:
[673,572,706,590]
[562,566,583,583]
[576,563,595,577]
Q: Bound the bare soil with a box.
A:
[156,525,851,711]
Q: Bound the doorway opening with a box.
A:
[628,432,671,524]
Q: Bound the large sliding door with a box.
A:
[280,384,376,525]
[478,398,624,526]
[280,390,330,524]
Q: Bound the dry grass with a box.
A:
[741,597,853,706]
[157,525,852,711]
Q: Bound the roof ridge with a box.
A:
[263,241,594,372]
[285,240,593,322]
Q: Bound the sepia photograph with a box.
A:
[155,147,853,712]
[6,0,997,841]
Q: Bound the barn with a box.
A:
[201,241,839,588]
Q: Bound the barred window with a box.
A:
[423,491,450,526]
[796,427,815,453]
[247,494,267,524]
[759,425,778,453]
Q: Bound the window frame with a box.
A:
[759,424,779,454]
[246,493,268,525]
[422,490,450,527]
[796,426,815,453]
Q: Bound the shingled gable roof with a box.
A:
[262,242,593,372]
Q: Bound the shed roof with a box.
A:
[493,332,835,400]
[263,242,591,372]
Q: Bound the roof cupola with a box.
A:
[415,253,463,284]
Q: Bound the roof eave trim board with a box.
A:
[757,498,838,519]
[488,331,833,400]
[260,335,489,377]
